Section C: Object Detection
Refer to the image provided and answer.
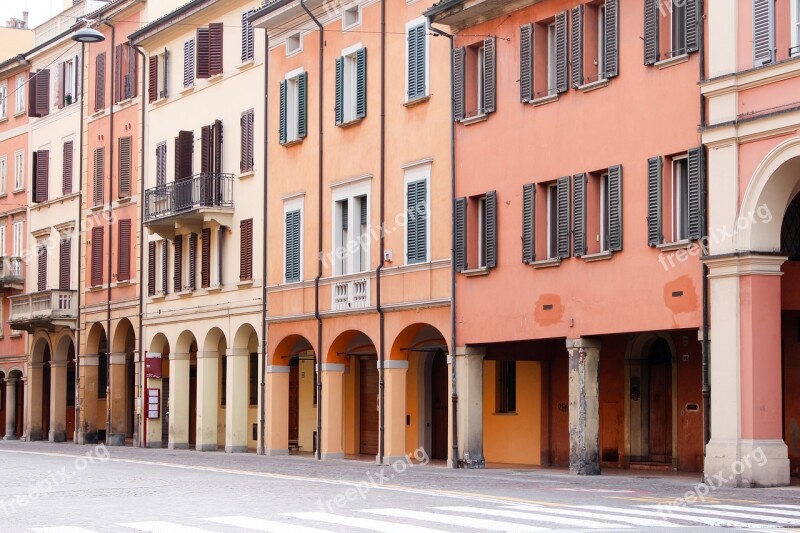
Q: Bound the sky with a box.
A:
[1,0,68,29]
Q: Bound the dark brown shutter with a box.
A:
[162,239,169,294]
[37,245,47,291]
[174,235,183,292]
[95,52,106,111]
[118,219,131,281]
[176,130,193,180]
[118,136,132,198]
[240,218,253,281]
[209,22,224,76]
[93,147,104,205]
[148,55,158,103]
[91,226,103,286]
[189,233,197,289]
[28,72,38,116]
[62,140,73,195]
[148,241,156,296]
[60,238,71,290]
[36,69,50,117]
[114,44,122,103]
[213,119,223,174]
[128,43,138,99]
[201,125,211,173]
[35,150,48,203]
[197,27,210,79]
[201,227,211,288]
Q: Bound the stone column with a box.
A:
[265,365,289,455]
[4,378,19,440]
[169,352,190,449]
[455,346,485,468]
[49,361,67,442]
[320,363,344,460]
[382,360,408,463]
[225,349,249,453]
[704,254,790,487]
[26,363,44,441]
[567,337,601,475]
[107,353,128,446]
[77,355,99,444]
[195,351,219,451]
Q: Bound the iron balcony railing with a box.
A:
[144,173,234,223]
[0,256,23,284]
[9,289,78,325]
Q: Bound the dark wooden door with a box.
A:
[359,358,378,456]
[189,365,197,446]
[15,383,23,438]
[289,362,299,444]
[648,341,672,463]
[431,353,449,460]
[161,378,170,447]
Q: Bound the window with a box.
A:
[33,149,49,203]
[57,57,78,108]
[91,226,103,286]
[14,75,24,114]
[240,109,254,172]
[793,0,800,56]
[114,43,137,102]
[156,142,167,187]
[406,20,428,101]
[12,221,22,257]
[118,137,132,198]
[332,182,369,276]
[454,191,496,272]
[453,37,495,119]
[93,147,104,206]
[196,23,223,79]
[60,237,71,290]
[279,70,307,144]
[647,148,704,246]
[335,46,367,125]
[284,202,302,283]
[672,156,689,242]
[0,225,5,256]
[547,23,557,95]
[568,1,619,88]
[183,39,195,88]
[530,177,570,261]
[62,140,73,195]
[148,50,169,103]
[13,151,23,191]
[240,218,253,281]
[575,166,623,257]
[95,52,106,111]
[286,33,302,55]
[118,219,131,281]
[37,243,47,291]
[28,69,50,117]
[0,83,7,119]
[175,130,193,180]
[242,10,256,62]
[644,0,699,65]
[0,156,6,195]
[406,171,429,265]
[496,360,516,414]
[547,184,559,259]
[200,120,223,174]
[249,353,258,405]
[672,0,687,56]
[343,6,360,30]
[597,4,606,78]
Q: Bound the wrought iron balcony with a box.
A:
[9,289,78,332]
[0,256,23,289]
[144,173,234,226]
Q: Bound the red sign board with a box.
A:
[145,352,162,379]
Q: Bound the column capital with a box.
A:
[225,348,250,357]
[28,362,44,369]
[566,337,602,351]
[81,355,99,366]
[704,252,787,278]
[320,363,345,372]
[266,365,289,374]
[382,360,409,370]
[4,377,19,385]
[109,353,128,365]
[170,352,190,361]
[196,351,218,360]
[49,361,69,368]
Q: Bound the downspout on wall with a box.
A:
[259,30,269,456]
[698,0,711,450]
[376,0,386,466]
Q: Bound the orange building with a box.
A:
[427,0,707,472]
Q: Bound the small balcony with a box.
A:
[9,289,78,332]
[0,256,23,290]
[144,173,234,235]
[332,277,370,311]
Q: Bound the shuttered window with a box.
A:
[60,238,71,290]
[644,0,660,65]
[604,0,620,78]
[522,184,535,263]
[687,147,705,240]
[454,197,467,272]
[452,47,466,121]
[91,226,103,286]
[407,23,426,101]
[114,43,137,103]
[279,80,287,144]
[197,27,210,79]
[571,5,584,88]
[29,69,50,117]
[406,179,427,264]
[37,244,47,291]
[209,22,224,76]
[520,24,533,102]
[335,47,367,125]
[279,73,307,144]
[685,0,700,53]
[148,55,158,103]
[184,39,195,88]
[148,241,156,296]
[285,210,301,283]
[201,227,211,288]
[241,109,254,172]
[189,232,197,289]
[156,142,167,188]
[240,218,253,281]
[175,130,193,180]
[647,156,663,246]
[162,239,169,294]
[93,147,104,206]
[607,165,623,252]
[33,149,49,203]
[174,234,183,292]
[753,0,775,66]
[118,136,132,198]
[556,176,570,259]
[482,37,496,113]
[95,52,106,111]
[573,173,587,257]
[62,140,73,195]
[554,11,568,94]
[118,219,131,281]
[242,10,256,62]
[484,191,497,268]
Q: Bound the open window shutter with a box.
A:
[753,0,775,66]
[485,190,497,268]
[279,80,288,144]
[38,245,47,291]
[62,140,73,195]
[197,27,210,79]
[647,156,663,246]
[96,52,106,111]
[60,238,71,290]
[119,136,132,197]
[687,147,705,240]
[184,39,195,87]
[407,182,418,263]
[28,72,38,116]
[335,57,344,125]
[242,10,255,62]
[571,5,584,88]
[605,0,620,77]
[35,149,48,203]
[36,69,50,117]
[91,226,103,286]
[201,227,211,288]
[209,22,224,76]
[118,219,131,281]
[685,0,700,53]
[189,233,197,289]
[356,47,367,119]
[148,55,158,103]
[74,54,80,101]
[93,147,104,205]
[644,0,660,65]
[452,47,466,121]
[608,164,623,251]
[298,73,308,139]
[454,197,467,272]
[408,24,426,100]
[341,200,349,230]
[201,125,211,173]
[114,44,122,103]
[128,43,138,99]
[520,24,533,102]
[148,241,156,296]
[572,173,586,257]
[240,218,253,280]
[162,239,169,294]
[56,61,65,109]
[522,183,535,263]
[212,120,223,174]
[162,48,169,98]
[174,234,183,292]
[555,11,568,94]
[177,130,193,180]
[556,176,570,259]
[483,37,496,113]
[156,143,166,187]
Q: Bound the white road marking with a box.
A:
[578,504,764,528]
[205,516,332,533]
[30,528,98,533]
[284,512,448,533]
[359,508,547,531]
[120,522,218,533]
[432,505,629,529]
[706,505,800,518]
[499,503,671,528]
[641,505,800,526]
[764,504,800,510]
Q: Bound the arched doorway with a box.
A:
[3,369,24,439]
[781,193,800,477]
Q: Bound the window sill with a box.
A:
[205,284,223,293]
[88,284,105,292]
[337,117,363,128]
[177,289,194,297]
[237,279,254,288]
[281,138,303,147]
[117,195,131,204]
[91,109,105,118]
[0,116,8,124]
[180,85,195,95]
[207,73,224,83]
[238,170,255,179]
[14,110,25,118]
[578,79,609,93]
[10,331,21,338]
[403,94,431,108]
[114,98,134,110]
[112,280,133,288]
[238,58,256,70]
[89,204,105,212]
[0,192,6,199]
[12,188,25,194]
[532,258,561,269]
[459,113,488,126]
[461,267,489,277]
[530,94,559,107]
[656,239,692,252]
[582,251,614,263]
[152,96,168,106]
[149,292,166,301]
[655,53,689,70]
[492,412,518,416]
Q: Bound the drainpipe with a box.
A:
[698,0,711,449]
[427,19,459,469]
[74,42,86,444]
[131,43,147,448]
[300,0,324,461]
[376,0,386,466]
[259,30,269,456]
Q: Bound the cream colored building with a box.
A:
[0,27,34,64]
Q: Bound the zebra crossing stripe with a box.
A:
[641,505,800,526]
[577,505,763,528]
[205,515,332,532]
[706,505,800,518]
[765,505,800,510]
[283,511,448,533]
[498,503,674,528]
[30,528,98,533]
[120,522,217,532]
[433,505,630,529]
[358,508,548,532]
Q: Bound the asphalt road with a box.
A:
[1,441,799,532]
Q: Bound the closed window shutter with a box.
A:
[279,80,288,144]
[298,72,308,139]
[62,140,73,195]
[162,239,169,294]
[408,24,426,100]
[156,142,166,187]
[189,233,197,289]
[118,219,131,281]
[148,241,156,296]
[522,183,535,263]
[35,149,49,203]
[35,69,50,117]
[407,181,418,263]
[285,211,301,282]
[415,181,427,262]
[60,238,71,290]
[114,44,122,103]
[483,37,496,113]
[454,197,467,272]
[91,226,103,286]
[201,227,211,288]
[127,43,138,99]
[177,130,193,180]
[184,39,195,87]
[647,156,663,246]
[753,0,775,66]
[119,136,132,198]
[572,173,586,257]
[174,234,183,292]
[687,147,705,240]
[608,164,623,252]
[685,0,700,53]
[242,10,255,62]
[95,52,106,111]
[241,110,254,172]
[571,5,584,88]
[520,24,533,102]
[38,245,47,291]
[555,11,568,94]
[452,47,466,121]
[209,22,224,76]
[240,218,253,281]
[644,0,660,65]
[341,200,349,230]
[335,56,344,125]
[605,0,620,78]
[556,176,570,259]
[197,27,210,79]
[201,125,211,173]
[148,55,158,103]
[161,48,169,98]
[93,147,104,205]
[485,190,497,268]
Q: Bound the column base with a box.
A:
[225,445,248,453]
[169,442,190,450]
[321,452,344,460]
[196,443,217,452]
[48,430,66,443]
[266,448,289,456]
[461,452,485,468]
[106,433,126,446]
[28,429,44,441]
[381,455,409,465]
[3,435,19,441]
[704,439,790,487]
[77,430,99,445]
[146,441,164,448]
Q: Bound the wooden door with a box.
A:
[189,365,197,446]
[288,362,299,444]
[161,378,170,447]
[431,353,449,460]
[648,341,672,463]
[359,358,378,456]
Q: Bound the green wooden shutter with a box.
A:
[687,147,705,241]
[415,181,427,262]
[557,176,570,259]
[571,5,584,88]
[279,80,287,144]
[555,11,568,94]
[285,210,301,283]
[753,0,775,66]
[455,197,467,272]
[407,181,418,263]
[452,47,466,121]
[335,56,344,125]
[644,0,660,65]
[520,24,533,102]
[298,72,308,139]
[483,37,496,113]
[605,0,619,77]
[522,183,535,263]
[408,24,426,100]
[356,47,367,119]
[608,165,623,252]
[572,173,586,257]
[685,0,700,53]
[485,191,497,268]
[647,156,663,246]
